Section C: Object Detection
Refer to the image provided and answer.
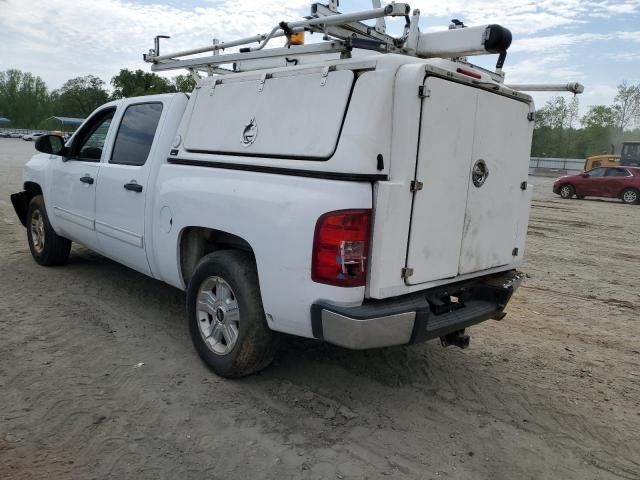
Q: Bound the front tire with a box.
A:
[26,195,71,266]
[559,184,575,199]
[621,188,640,205]
[186,250,276,378]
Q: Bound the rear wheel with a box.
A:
[26,195,71,266]
[186,250,276,378]
[621,188,640,205]
[559,184,575,199]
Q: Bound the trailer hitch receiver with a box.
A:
[440,330,470,349]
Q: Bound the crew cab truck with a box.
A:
[10,6,548,377]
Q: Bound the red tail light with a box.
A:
[311,209,372,287]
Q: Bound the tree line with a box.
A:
[1,68,639,160]
[0,69,196,129]
[532,81,640,159]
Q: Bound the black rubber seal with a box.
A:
[167,158,388,182]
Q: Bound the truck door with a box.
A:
[50,108,116,250]
[94,102,164,275]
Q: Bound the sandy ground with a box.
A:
[0,138,639,480]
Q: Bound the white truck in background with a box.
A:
[10,2,583,377]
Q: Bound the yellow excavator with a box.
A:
[584,141,640,170]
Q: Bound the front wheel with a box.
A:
[186,250,276,378]
[621,188,640,205]
[26,195,71,266]
[559,184,575,199]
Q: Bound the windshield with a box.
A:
[621,143,640,166]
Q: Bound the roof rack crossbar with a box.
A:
[144,3,410,71]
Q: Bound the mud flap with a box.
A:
[10,191,28,227]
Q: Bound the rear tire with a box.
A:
[559,184,575,199]
[26,195,71,266]
[186,250,276,378]
[621,188,640,205]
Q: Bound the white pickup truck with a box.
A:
[10,5,558,377]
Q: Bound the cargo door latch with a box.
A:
[410,180,423,192]
[401,267,414,280]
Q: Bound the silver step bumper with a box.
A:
[311,270,525,350]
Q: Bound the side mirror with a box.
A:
[580,173,589,178]
[35,134,67,156]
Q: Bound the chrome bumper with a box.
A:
[311,270,525,350]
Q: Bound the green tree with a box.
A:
[612,81,640,133]
[50,75,109,117]
[532,96,580,158]
[173,74,197,93]
[110,69,176,99]
[581,105,616,129]
[0,69,51,128]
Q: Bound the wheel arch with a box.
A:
[178,226,256,287]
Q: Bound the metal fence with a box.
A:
[529,157,584,177]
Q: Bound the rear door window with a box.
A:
[111,103,163,166]
[605,168,630,177]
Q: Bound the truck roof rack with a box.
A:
[144,2,411,74]
[143,2,512,75]
[142,1,584,94]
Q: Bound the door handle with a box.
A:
[124,182,143,193]
[80,175,94,185]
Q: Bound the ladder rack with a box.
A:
[141,0,583,95]
[144,3,411,74]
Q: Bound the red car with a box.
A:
[553,166,640,204]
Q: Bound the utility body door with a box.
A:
[50,108,116,249]
[95,102,164,275]
[457,88,532,274]
[405,78,477,284]
[406,77,532,284]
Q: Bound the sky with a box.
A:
[1,0,639,111]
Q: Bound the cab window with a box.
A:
[71,108,116,162]
[110,103,163,166]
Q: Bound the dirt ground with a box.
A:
[0,138,639,480]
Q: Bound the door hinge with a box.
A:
[527,112,536,122]
[401,267,414,280]
[520,181,528,190]
[512,248,519,256]
[208,79,221,96]
[410,180,423,192]
[320,65,335,86]
[418,86,430,98]
[258,73,272,92]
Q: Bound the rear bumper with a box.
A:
[311,270,525,350]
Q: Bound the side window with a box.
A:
[588,168,605,178]
[605,168,629,177]
[72,109,116,161]
[110,103,163,166]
